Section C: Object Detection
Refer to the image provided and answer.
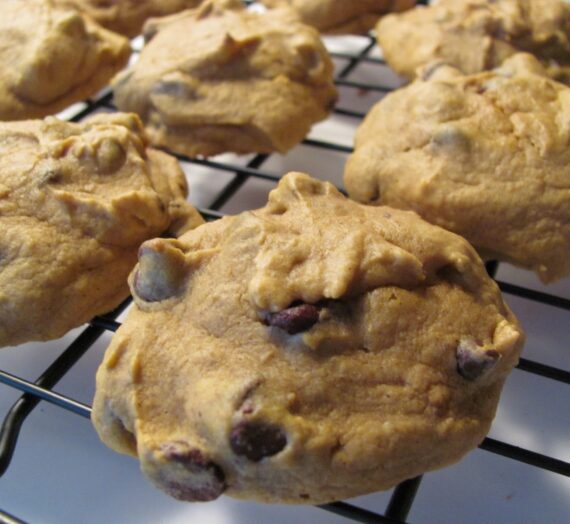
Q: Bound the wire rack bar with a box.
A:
[336,39,377,78]
[183,156,283,184]
[334,107,367,119]
[0,298,129,476]
[302,138,353,153]
[69,92,113,123]
[480,438,570,477]
[0,371,91,419]
[319,502,408,524]
[0,509,28,524]
[198,208,226,221]
[335,78,393,93]
[209,154,268,210]
[498,281,570,310]
[516,357,570,384]
[330,52,386,66]
[90,316,122,333]
[384,477,423,521]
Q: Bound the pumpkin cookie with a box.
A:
[113,0,337,157]
[92,172,523,504]
[55,0,204,38]
[0,0,131,121]
[0,113,202,347]
[345,53,570,282]
[260,0,415,34]
[376,0,570,84]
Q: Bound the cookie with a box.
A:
[92,172,523,504]
[345,53,570,283]
[259,0,416,34]
[376,0,570,84]
[0,113,202,348]
[112,0,337,158]
[54,0,203,38]
[0,0,131,121]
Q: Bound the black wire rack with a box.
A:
[1,5,570,524]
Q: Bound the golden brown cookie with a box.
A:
[260,0,416,34]
[0,0,131,121]
[92,172,523,504]
[0,113,202,348]
[376,0,570,84]
[54,0,204,38]
[112,0,337,158]
[345,53,570,283]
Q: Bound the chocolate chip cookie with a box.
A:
[54,0,204,38]
[376,0,570,84]
[345,53,570,283]
[260,0,416,34]
[0,0,131,121]
[0,113,202,348]
[113,0,337,158]
[92,172,523,504]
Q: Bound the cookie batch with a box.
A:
[6,0,570,509]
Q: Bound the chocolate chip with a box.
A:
[230,421,287,462]
[153,81,193,98]
[456,339,500,381]
[96,138,126,174]
[133,241,186,302]
[265,303,320,334]
[431,127,470,151]
[159,441,226,502]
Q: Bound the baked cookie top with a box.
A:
[376,0,570,84]
[113,0,337,157]
[345,53,570,283]
[260,0,415,34]
[0,113,202,348]
[0,0,131,121]
[92,172,523,504]
[54,0,204,38]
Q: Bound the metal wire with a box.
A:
[0,9,568,524]
[0,509,27,524]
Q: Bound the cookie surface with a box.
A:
[260,0,415,34]
[92,172,523,504]
[345,53,570,283]
[0,113,202,348]
[54,0,203,38]
[0,0,131,121]
[376,0,570,84]
[113,0,337,157]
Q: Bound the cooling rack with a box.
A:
[1,5,569,524]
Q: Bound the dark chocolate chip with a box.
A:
[153,81,192,98]
[159,441,226,502]
[456,340,500,381]
[230,421,287,462]
[163,480,224,502]
[133,242,185,303]
[265,303,320,334]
